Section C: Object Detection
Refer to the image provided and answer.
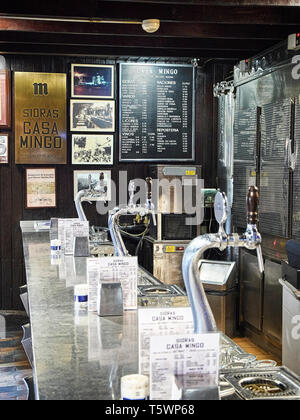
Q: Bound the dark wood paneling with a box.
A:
[0,31,275,52]
[0,54,228,310]
[98,0,300,5]
[0,44,248,60]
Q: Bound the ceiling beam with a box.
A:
[97,0,300,6]
[0,30,276,52]
[0,42,248,59]
[0,18,291,40]
[0,2,300,24]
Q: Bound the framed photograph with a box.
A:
[0,134,8,164]
[72,134,113,165]
[70,100,115,132]
[0,70,11,128]
[74,170,111,201]
[71,64,114,99]
[26,168,56,209]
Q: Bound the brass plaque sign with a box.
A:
[15,72,67,164]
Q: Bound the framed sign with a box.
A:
[0,134,8,164]
[72,134,113,165]
[26,168,56,209]
[71,64,114,99]
[15,72,67,164]
[74,170,111,201]
[119,63,195,162]
[70,100,115,132]
[0,70,11,128]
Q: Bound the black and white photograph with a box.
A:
[72,134,113,165]
[70,100,115,132]
[71,64,114,99]
[74,170,111,201]
[0,134,8,164]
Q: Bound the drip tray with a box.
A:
[138,284,185,297]
[223,367,300,400]
[137,284,189,308]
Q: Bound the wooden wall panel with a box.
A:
[0,54,231,310]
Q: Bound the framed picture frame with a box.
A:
[71,64,114,99]
[25,168,57,209]
[70,99,115,132]
[72,134,113,165]
[74,170,111,202]
[0,70,11,128]
[0,133,8,164]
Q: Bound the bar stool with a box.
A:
[19,285,30,317]
[21,324,34,369]
[23,376,35,400]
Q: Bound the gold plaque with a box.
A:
[15,72,67,164]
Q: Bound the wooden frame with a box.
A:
[0,70,11,128]
[72,134,114,165]
[71,64,114,99]
[25,168,57,209]
[0,133,9,164]
[70,99,115,132]
[73,170,111,202]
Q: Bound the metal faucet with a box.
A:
[108,177,156,257]
[182,186,264,334]
[75,172,107,221]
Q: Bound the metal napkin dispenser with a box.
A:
[97,283,123,317]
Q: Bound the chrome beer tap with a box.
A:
[108,178,156,257]
[182,186,264,333]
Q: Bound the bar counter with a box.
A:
[21,222,242,400]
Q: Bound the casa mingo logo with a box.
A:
[33,82,49,96]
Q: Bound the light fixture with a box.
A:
[141,19,160,33]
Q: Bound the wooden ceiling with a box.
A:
[0,0,299,61]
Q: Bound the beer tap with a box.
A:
[182,186,264,334]
[108,178,156,257]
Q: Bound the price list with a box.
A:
[120,63,195,161]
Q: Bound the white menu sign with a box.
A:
[64,220,89,255]
[57,218,79,253]
[138,307,194,375]
[87,256,138,312]
[150,333,220,400]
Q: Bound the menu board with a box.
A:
[119,63,195,162]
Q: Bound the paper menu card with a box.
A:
[64,220,89,255]
[87,256,138,312]
[138,307,194,375]
[150,333,220,400]
[57,218,79,253]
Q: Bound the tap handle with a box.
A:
[247,186,259,225]
[146,177,152,200]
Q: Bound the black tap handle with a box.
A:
[146,177,152,200]
[247,186,259,225]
